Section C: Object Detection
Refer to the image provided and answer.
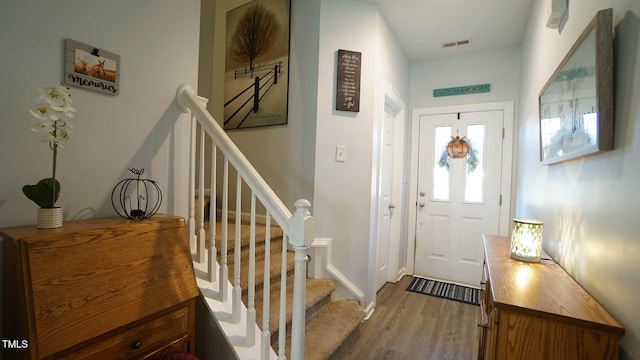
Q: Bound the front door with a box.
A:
[414,110,504,286]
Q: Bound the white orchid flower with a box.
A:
[29,85,76,146]
[24,85,78,209]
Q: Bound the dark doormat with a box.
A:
[406,277,480,306]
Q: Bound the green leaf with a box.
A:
[22,177,60,208]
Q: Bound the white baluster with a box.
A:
[232,173,242,324]
[261,212,271,360]
[187,115,197,252]
[246,193,256,346]
[208,144,217,282]
[220,158,229,301]
[278,233,288,360]
[197,127,206,263]
[289,199,314,360]
[194,95,210,264]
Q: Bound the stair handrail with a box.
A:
[177,84,294,229]
[176,84,313,360]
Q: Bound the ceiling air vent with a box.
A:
[443,39,471,48]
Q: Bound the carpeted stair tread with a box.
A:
[229,250,295,291]
[254,278,336,335]
[205,220,284,252]
[294,300,365,360]
[199,219,365,360]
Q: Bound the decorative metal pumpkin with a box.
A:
[446,135,470,159]
[111,168,162,220]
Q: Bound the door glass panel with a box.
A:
[433,126,451,201]
[464,124,486,203]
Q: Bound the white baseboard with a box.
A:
[309,238,365,307]
[363,302,376,320]
[396,267,407,282]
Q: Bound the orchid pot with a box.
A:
[22,85,76,228]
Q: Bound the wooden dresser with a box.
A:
[2,215,200,360]
[478,234,625,360]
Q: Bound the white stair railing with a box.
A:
[176,84,313,360]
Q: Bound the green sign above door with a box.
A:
[433,84,490,97]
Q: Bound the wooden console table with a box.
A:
[2,215,199,360]
[478,234,624,360]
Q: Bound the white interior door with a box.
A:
[414,110,503,286]
[376,111,395,291]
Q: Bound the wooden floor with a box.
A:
[342,276,479,360]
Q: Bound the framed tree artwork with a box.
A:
[224,0,291,130]
[538,8,614,165]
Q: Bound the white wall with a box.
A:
[516,0,640,358]
[0,0,200,346]
[410,46,521,110]
[0,0,200,227]
[314,0,409,309]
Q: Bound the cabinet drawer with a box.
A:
[58,304,191,360]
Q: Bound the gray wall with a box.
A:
[0,0,199,227]
[0,0,200,350]
[516,1,640,358]
[314,0,410,309]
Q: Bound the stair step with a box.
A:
[229,249,295,293]
[204,221,284,266]
[290,300,365,360]
[230,238,285,264]
[254,278,335,344]
[208,220,284,252]
[197,220,365,360]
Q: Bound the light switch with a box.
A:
[336,145,347,162]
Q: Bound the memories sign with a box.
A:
[65,39,120,95]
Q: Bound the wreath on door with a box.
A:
[438,136,480,172]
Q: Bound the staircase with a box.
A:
[196,219,364,359]
[177,85,365,359]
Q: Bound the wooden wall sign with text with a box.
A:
[336,49,361,112]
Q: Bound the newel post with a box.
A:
[288,199,314,360]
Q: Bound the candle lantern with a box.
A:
[111,168,162,220]
[510,219,544,262]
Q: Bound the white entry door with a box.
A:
[414,110,504,286]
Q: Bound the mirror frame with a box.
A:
[538,8,614,165]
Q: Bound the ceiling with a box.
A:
[355,0,536,61]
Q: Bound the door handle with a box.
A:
[418,202,425,207]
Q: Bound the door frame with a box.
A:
[368,88,407,302]
[406,101,514,275]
